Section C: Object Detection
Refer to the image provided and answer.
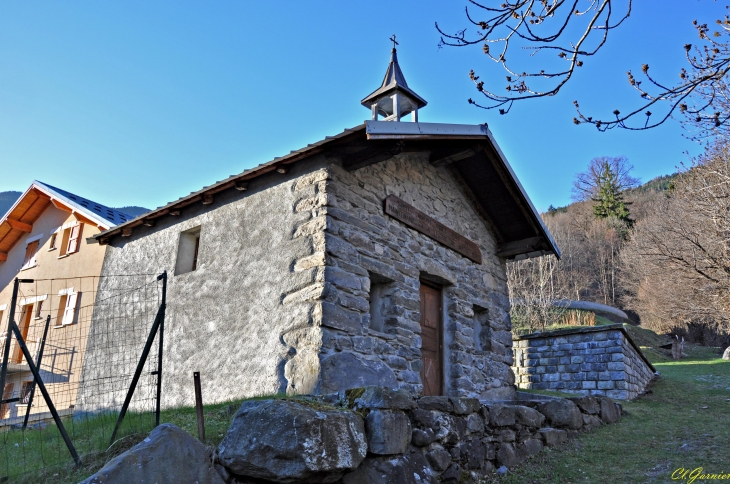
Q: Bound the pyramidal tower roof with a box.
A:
[361,48,427,109]
[361,39,428,123]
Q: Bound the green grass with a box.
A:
[1,393,344,483]
[488,343,730,483]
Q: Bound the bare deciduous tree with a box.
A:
[622,140,730,340]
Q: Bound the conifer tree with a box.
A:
[572,156,639,223]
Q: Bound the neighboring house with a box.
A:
[84,48,559,409]
[0,182,131,423]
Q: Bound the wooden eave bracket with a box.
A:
[0,252,7,262]
[496,236,545,259]
[5,219,33,233]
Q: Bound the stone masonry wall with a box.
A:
[79,156,334,409]
[80,148,518,410]
[312,154,515,399]
[216,387,623,484]
[512,325,656,400]
[83,387,625,484]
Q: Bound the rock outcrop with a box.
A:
[80,424,224,484]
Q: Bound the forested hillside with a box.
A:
[509,146,730,348]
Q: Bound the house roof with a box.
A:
[0,181,131,260]
[94,122,559,260]
[361,49,427,109]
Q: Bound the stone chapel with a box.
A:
[83,45,559,409]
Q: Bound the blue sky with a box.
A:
[0,1,719,211]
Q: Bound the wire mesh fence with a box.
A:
[0,272,165,482]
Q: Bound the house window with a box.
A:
[56,289,80,327]
[49,232,58,250]
[22,240,39,270]
[34,300,44,319]
[175,226,202,275]
[58,224,84,257]
[19,382,33,405]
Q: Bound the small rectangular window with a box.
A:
[66,223,83,254]
[175,226,202,275]
[19,382,33,405]
[34,300,44,319]
[55,290,79,326]
[22,241,39,269]
[49,233,58,250]
[58,223,83,257]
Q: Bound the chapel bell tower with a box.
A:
[361,36,427,122]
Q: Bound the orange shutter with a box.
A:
[23,241,39,267]
[66,224,84,254]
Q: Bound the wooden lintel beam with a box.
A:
[0,252,7,262]
[6,219,32,233]
[496,236,545,258]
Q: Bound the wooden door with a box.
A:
[419,283,442,396]
[12,305,32,364]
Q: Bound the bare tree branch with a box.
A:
[439,1,730,136]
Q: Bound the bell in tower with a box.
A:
[361,36,427,122]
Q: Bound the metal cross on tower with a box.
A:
[390,34,399,50]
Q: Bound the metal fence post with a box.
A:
[193,372,205,442]
[109,270,167,446]
[155,270,167,426]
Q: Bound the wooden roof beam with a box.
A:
[6,219,32,233]
[50,198,74,213]
[430,148,476,167]
[342,141,404,171]
[497,236,545,259]
[0,252,7,262]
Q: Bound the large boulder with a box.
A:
[341,451,438,484]
[538,399,583,430]
[217,399,367,483]
[722,346,730,360]
[81,424,224,484]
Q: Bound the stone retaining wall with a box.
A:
[84,387,624,484]
[512,324,656,400]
